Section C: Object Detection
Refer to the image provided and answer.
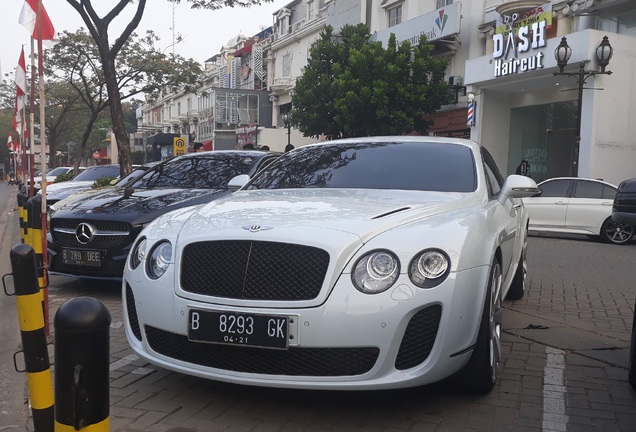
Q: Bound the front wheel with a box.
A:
[600,218,634,245]
[456,259,503,394]
[507,235,527,300]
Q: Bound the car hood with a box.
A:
[45,180,95,193]
[171,189,478,245]
[54,187,230,222]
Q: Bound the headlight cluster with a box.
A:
[352,249,450,294]
[129,237,173,279]
[130,237,147,270]
[408,249,450,288]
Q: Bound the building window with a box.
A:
[307,0,316,20]
[437,0,453,8]
[387,4,402,27]
[283,52,292,77]
[598,10,636,36]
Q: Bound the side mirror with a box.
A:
[228,174,250,191]
[498,174,540,204]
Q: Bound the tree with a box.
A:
[65,0,272,176]
[46,29,202,173]
[292,24,452,139]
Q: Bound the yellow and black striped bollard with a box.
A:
[5,243,54,432]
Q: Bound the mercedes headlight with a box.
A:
[146,240,172,279]
[130,237,147,270]
[352,250,399,294]
[408,249,450,288]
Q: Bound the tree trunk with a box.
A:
[102,56,132,177]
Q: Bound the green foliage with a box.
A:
[92,176,117,189]
[292,24,451,139]
[54,172,76,183]
[170,0,273,10]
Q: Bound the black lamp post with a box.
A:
[553,35,613,177]
[282,112,292,147]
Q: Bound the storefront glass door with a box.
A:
[508,101,577,183]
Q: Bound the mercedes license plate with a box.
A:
[188,309,288,349]
[61,249,101,267]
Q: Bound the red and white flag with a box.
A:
[15,48,27,112]
[18,0,56,41]
[7,135,14,152]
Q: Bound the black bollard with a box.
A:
[8,243,54,432]
[54,297,111,431]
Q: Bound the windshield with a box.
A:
[132,154,259,189]
[47,167,70,176]
[73,165,120,181]
[247,141,477,192]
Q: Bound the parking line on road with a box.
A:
[542,346,568,432]
[109,354,139,371]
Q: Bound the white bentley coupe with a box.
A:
[123,136,539,394]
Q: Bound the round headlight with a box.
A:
[130,237,147,270]
[352,250,399,294]
[409,249,450,288]
[147,241,172,279]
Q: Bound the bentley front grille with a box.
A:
[181,240,330,301]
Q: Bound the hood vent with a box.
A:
[371,207,411,220]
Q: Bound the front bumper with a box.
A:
[48,242,130,280]
[123,264,491,390]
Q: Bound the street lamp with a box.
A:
[553,35,613,177]
[282,112,292,147]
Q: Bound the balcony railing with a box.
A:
[271,77,295,91]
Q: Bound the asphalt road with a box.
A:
[1,180,635,431]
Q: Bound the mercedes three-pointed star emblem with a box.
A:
[75,222,96,244]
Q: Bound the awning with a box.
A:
[233,45,253,57]
[201,140,214,151]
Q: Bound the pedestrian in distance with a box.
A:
[243,143,255,150]
[515,159,530,176]
[285,143,295,152]
[193,142,205,152]
[260,145,270,151]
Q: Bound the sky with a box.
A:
[1,0,290,79]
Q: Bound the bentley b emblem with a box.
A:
[75,222,96,244]
[242,225,274,233]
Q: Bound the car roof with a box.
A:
[539,177,617,188]
[303,136,479,151]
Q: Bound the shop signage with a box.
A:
[492,4,551,78]
[236,124,258,149]
[373,2,461,47]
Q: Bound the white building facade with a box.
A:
[141,0,636,183]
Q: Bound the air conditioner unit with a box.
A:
[448,75,463,86]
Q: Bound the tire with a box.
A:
[506,235,527,300]
[629,299,636,390]
[458,260,503,394]
[600,217,634,245]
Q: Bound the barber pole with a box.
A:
[467,100,475,127]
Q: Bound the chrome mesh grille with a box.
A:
[51,219,132,249]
